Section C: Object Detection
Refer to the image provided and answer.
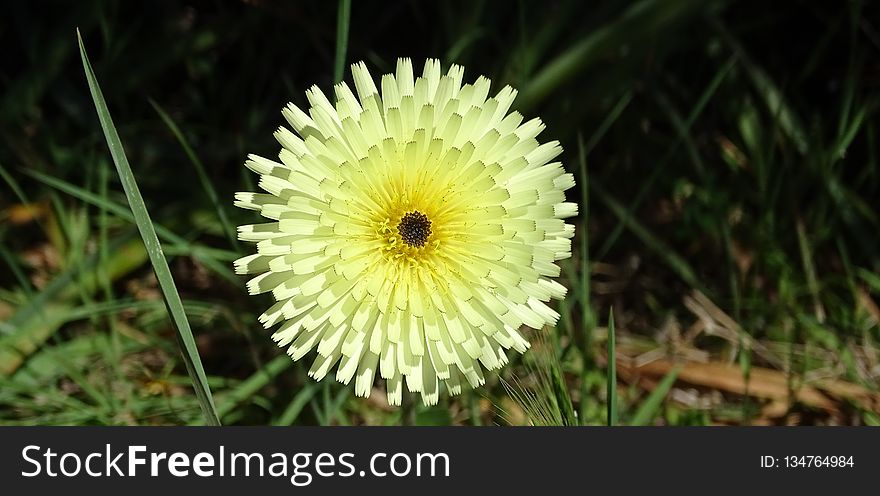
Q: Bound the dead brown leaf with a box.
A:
[618,359,880,414]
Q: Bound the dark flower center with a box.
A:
[397,211,432,248]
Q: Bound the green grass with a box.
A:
[334,0,352,84]
[1,0,879,426]
[77,30,219,425]
[150,99,237,248]
[606,309,617,426]
[630,365,681,426]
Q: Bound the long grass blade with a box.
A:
[594,55,736,262]
[334,0,352,83]
[274,383,319,426]
[23,168,239,285]
[516,0,707,111]
[576,134,594,424]
[606,308,617,426]
[150,99,237,247]
[629,365,681,426]
[77,29,220,426]
[592,180,703,291]
[211,355,292,422]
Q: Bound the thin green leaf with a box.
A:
[576,133,594,424]
[517,0,709,111]
[629,365,681,426]
[23,168,239,285]
[274,383,319,426]
[607,308,617,426]
[593,180,703,291]
[595,56,735,261]
[334,0,352,83]
[150,99,237,247]
[583,91,633,156]
[713,17,809,154]
[77,29,220,426]
[212,355,292,422]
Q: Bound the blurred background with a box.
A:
[2,0,879,425]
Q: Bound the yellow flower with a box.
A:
[234,58,576,406]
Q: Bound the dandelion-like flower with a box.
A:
[234,58,577,406]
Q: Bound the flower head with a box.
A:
[234,58,577,406]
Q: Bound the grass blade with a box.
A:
[0,231,35,301]
[334,0,352,83]
[0,160,49,250]
[274,383,319,426]
[516,0,707,111]
[592,180,703,291]
[0,161,35,215]
[1,234,146,372]
[149,99,237,247]
[629,365,681,426]
[583,91,633,156]
[606,308,617,426]
[23,168,239,285]
[77,29,220,426]
[211,355,292,422]
[576,134,594,424]
[594,55,736,262]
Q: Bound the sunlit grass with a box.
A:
[77,30,219,425]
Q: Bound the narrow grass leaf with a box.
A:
[517,0,707,111]
[77,29,220,426]
[1,235,145,374]
[595,56,735,261]
[796,219,825,322]
[607,308,617,426]
[0,161,38,217]
[576,133,594,424]
[592,180,703,291]
[212,355,292,422]
[583,91,632,156]
[629,365,681,426]
[24,168,239,285]
[0,232,35,300]
[334,0,352,83]
[274,383,319,426]
[713,17,808,154]
[150,99,237,247]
